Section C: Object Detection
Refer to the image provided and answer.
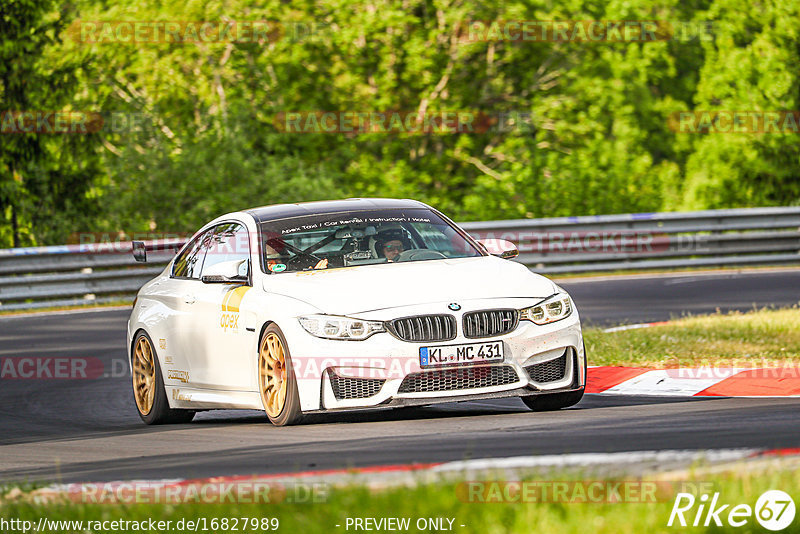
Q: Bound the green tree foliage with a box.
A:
[681,0,800,209]
[0,0,102,246]
[1,0,798,246]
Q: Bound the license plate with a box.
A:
[419,341,504,367]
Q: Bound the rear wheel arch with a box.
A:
[130,327,163,377]
[130,329,195,424]
[130,327,148,364]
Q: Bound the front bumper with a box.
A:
[284,298,585,412]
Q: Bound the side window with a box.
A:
[200,223,250,278]
[172,230,212,279]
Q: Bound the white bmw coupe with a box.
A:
[128,198,586,426]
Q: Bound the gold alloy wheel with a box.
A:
[132,336,156,415]
[259,332,288,418]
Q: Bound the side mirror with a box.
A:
[201,259,249,284]
[132,241,147,263]
[477,238,519,260]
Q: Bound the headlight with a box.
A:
[520,293,573,325]
[298,314,385,340]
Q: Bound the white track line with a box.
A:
[431,449,759,473]
[0,305,131,320]
[602,322,666,333]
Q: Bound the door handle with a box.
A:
[183,294,196,304]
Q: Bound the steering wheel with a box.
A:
[285,251,324,269]
[394,249,447,262]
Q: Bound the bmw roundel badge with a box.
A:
[448,303,461,311]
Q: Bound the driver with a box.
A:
[375,229,411,262]
[382,240,404,262]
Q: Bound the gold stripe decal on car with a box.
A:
[221,286,251,312]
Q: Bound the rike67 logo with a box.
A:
[669,490,795,531]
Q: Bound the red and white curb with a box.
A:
[586,366,800,397]
[594,319,800,397]
[18,448,800,504]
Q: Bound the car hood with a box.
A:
[262,256,557,315]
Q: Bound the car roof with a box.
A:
[245,198,431,223]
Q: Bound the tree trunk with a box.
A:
[11,203,20,248]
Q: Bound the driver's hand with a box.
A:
[313,258,328,270]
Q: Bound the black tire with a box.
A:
[132,331,196,425]
[258,324,304,426]
[522,345,587,412]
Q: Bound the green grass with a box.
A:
[2,467,799,533]
[585,307,800,368]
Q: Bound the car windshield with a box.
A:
[258,208,482,273]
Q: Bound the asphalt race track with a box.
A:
[1,268,799,484]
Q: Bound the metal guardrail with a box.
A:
[462,207,800,274]
[1,207,798,310]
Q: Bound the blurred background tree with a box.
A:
[1,0,103,246]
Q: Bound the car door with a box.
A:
[159,228,214,389]
[188,222,257,391]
